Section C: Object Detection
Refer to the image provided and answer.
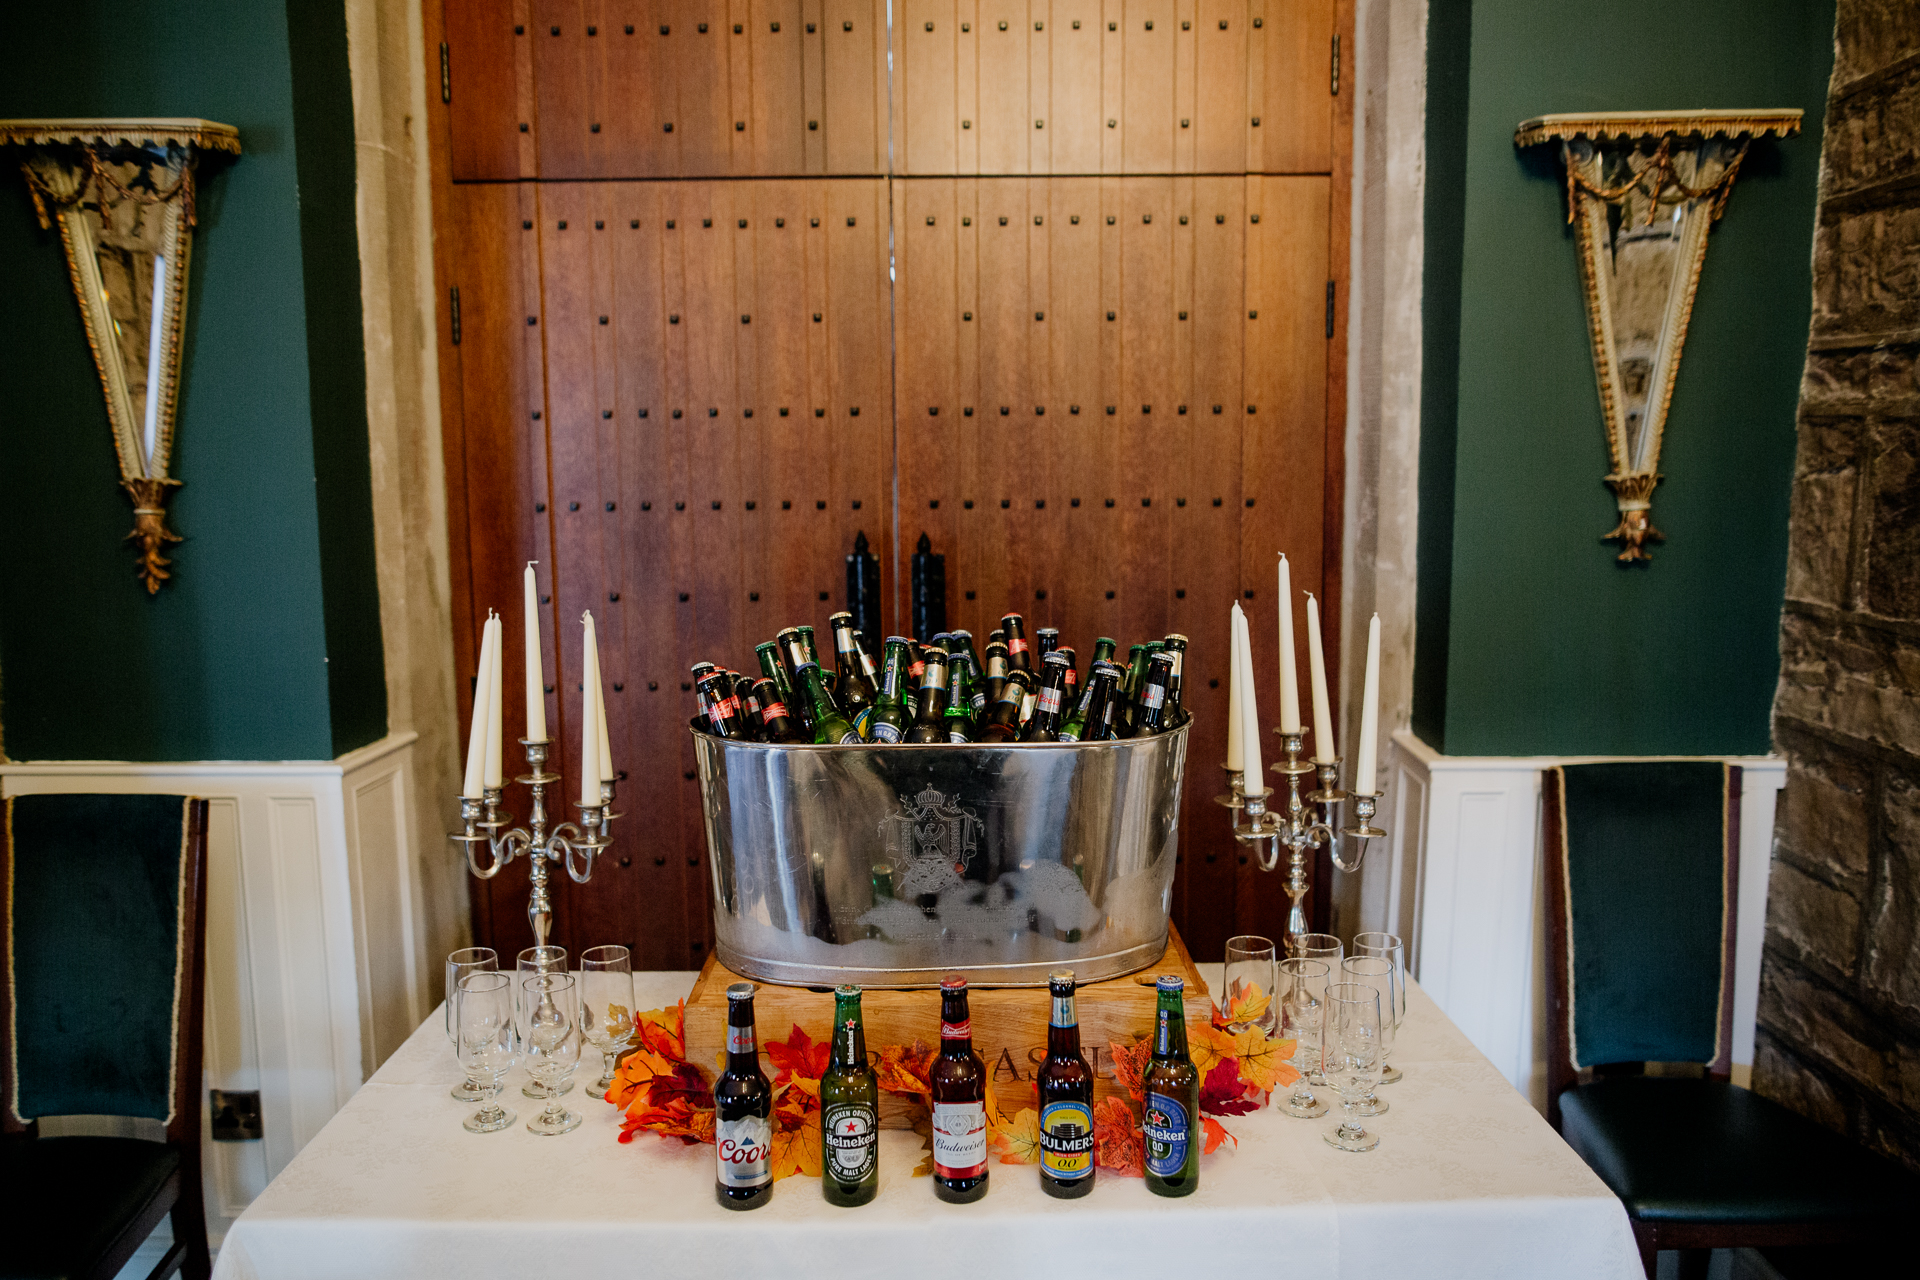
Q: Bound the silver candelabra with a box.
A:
[450,738,617,948]
[1217,728,1386,946]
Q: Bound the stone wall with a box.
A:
[1759,0,1920,1172]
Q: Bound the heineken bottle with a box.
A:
[947,629,981,684]
[930,975,988,1203]
[830,612,878,737]
[1141,976,1200,1197]
[1000,613,1032,673]
[1021,653,1072,742]
[867,637,912,742]
[953,646,989,717]
[1089,636,1119,668]
[715,983,774,1209]
[943,658,978,742]
[821,985,880,1207]
[980,669,1033,743]
[905,646,951,744]
[1134,652,1177,735]
[1037,969,1095,1198]
[796,662,862,744]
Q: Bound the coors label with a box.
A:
[716,1113,772,1188]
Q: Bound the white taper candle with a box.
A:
[484,614,504,788]
[462,617,496,799]
[1355,613,1382,795]
[1306,593,1336,763]
[580,612,602,808]
[594,634,613,784]
[1234,606,1264,788]
[523,563,547,741]
[1226,604,1245,772]
[1278,554,1302,733]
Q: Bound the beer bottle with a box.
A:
[715,983,775,1209]
[1000,613,1032,673]
[830,612,878,737]
[1061,661,1122,742]
[1119,644,1152,736]
[750,677,803,743]
[947,629,981,681]
[1019,679,1038,729]
[1135,652,1177,735]
[867,637,912,743]
[1161,634,1189,723]
[691,660,719,690]
[1035,627,1061,665]
[696,672,746,738]
[1067,638,1117,728]
[1057,645,1079,709]
[796,625,823,669]
[980,669,1034,743]
[905,646,952,744]
[774,629,804,685]
[1141,975,1200,1197]
[908,640,927,689]
[1037,970,1096,1199]
[982,641,1010,709]
[852,628,880,685]
[756,641,795,705]
[943,658,978,742]
[1090,636,1119,668]
[930,974,989,1203]
[797,662,862,744]
[1021,653,1073,742]
[737,677,768,741]
[820,985,880,1207]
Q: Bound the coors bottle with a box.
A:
[714,983,773,1209]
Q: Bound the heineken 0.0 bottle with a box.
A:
[821,985,880,1206]
[796,662,862,744]
[866,637,912,742]
[1141,975,1200,1197]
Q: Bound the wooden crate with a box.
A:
[682,927,1210,1118]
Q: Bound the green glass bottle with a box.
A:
[943,657,978,742]
[1141,975,1199,1197]
[820,985,880,1206]
[867,637,911,743]
[1089,637,1119,668]
[1119,644,1152,737]
[797,662,862,744]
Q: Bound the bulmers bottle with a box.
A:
[715,983,774,1209]
[1141,975,1200,1198]
[820,985,880,1207]
[930,974,989,1203]
[1037,970,1096,1198]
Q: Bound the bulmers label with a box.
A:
[1143,1093,1191,1177]
[716,1113,772,1187]
[932,1100,987,1178]
[823,1102,877,1183]
[1041,1100,1094,1180]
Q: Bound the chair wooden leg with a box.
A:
[169,1175,212,1280]
[1632,1220,1659,1280]
[1673,1247,1712,1280]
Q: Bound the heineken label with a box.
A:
[1143,1093,1191,1176]
[869,720,903,743]
[716,1112,772,1187]
[949,728,972,743]
[837,728,864,744]
[1040,1100,1095,1181]
[932,1100,987,1178]
[823,1102,878,1182]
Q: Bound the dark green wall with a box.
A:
[0,0,385,761]
[1415,0,1834,756]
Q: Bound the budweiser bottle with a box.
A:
[930,974,988,1203]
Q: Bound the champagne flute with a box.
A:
[579,945,636,1095]
[1222,935,1279,1035]
[1353,931,1407,1083]
[516,945,573,1099]
[1276,958,1330,1118]
[445,947,498,1101]
[1324,982,1383,1152]
[456,971,518,1133]
[1340,956,1395,1116]
[522,972,584,1135]
[1286,934,1341,1083]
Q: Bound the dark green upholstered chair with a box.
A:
[1,794,211,1280]
[1544,763,1915,1278]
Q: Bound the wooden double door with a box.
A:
[428,0,1351,968]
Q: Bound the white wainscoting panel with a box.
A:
[1,731,426,1243]
[1386,731,1783,1112]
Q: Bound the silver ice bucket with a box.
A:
[691,720,1190,988]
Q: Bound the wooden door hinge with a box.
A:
[440,42,451,103]
[1325,281,1335,338]
[1331,34,1341,96]
[450,286,462,345]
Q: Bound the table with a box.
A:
[210,968,1642,1280]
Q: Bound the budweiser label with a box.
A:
[823,1102,878,1182]
[1008,637,1028,654]
[932,1100,987,1178]
[759,700,789,723]
[727,1024,756,1056]
[716,1113,773,1188]
[940,1017,971,1040]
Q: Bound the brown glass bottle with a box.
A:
[1000,613,1032,673]
[1134,652,1177,735]
[696,672,746,738]
[980,669,1034,743]
[1038,969,1096,1198]
[930,975,988,1203]
[714,983,774,1209]
[982,641,1011,708]
[1021,653,1073,742]
[829,611,878,737]
[750,677,803,743]
[905,646,951,744]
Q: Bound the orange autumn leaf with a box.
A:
[1201,1115,1237,1155]
[1092,1096,1143,1177]
[875,1041,937,1101]
[770,1115,822,1180]
[988,1107,1043,1165]
[1107,1036,1152,1103]
[604,1047,677,1109]
[634,999,687,1061]
[774,1076,821,1128]
[1231,1027,1298,1094]
[1214,978,1272,1030]
[766,1024,829,1084]
[1189,1022,1239,1079]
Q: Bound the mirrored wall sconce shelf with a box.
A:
[0,118,241,592]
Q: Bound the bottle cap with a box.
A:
[940,972,968,991]
[834,983,862,999]
[1048,968,1076,987]
[885,635,911,646]
[1155,974,1184,993]
[726,981,756,1000]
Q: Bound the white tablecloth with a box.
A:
[211,968,1641,1280]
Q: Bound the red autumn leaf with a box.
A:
[1201,1115,1237,1154]
[1199,1058,1261,1117]
[1107,1036,1152,1104]
[875,1041,937,1101]
[765,1023,829,1085]
[1092,1095,1143,1177]
[634,999,687,1061]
